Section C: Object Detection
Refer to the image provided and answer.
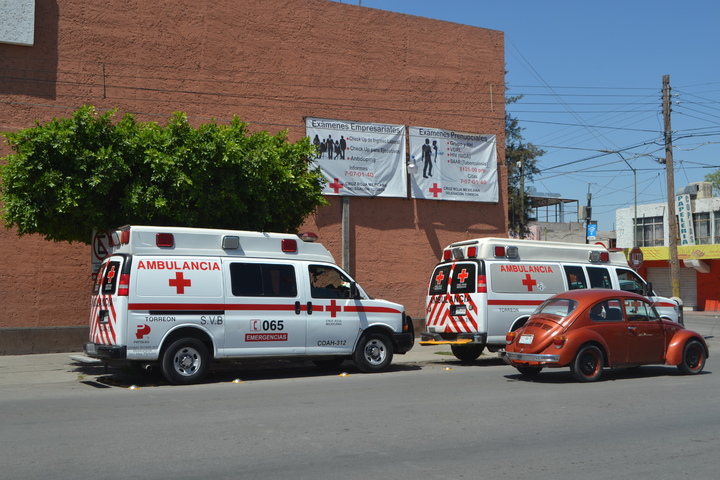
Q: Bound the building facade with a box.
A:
[0,0,507,352]
[616,181,720,311]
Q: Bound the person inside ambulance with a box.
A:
[309,265,354,299]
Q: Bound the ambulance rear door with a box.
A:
[222,259,307,357]
[425,261,485,336]
[89,255,129,351]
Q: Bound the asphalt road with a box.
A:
[0,316,717,480]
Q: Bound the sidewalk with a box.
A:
[0,314,716,387]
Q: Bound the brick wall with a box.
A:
[0,0,506,337]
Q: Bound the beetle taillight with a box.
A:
[553,335,567,349]
[118,274,130,296]
[506,331,517,344]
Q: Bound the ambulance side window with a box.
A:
[587,266,612,289]
[450,263,476,294]
[429,266,451,295]
[309,265,352,299]
[563,265,587,290]
[617,268,645,295]
[230,263,297,297]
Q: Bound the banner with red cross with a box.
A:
[306,117,407,198]
[408,126,498,203]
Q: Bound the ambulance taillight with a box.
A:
[467,246,478,258]
[156,233,174,248]
[282,239,298,253]
[118,274,130,296]
[443,250,452,261]
[477,275,487,293]
[588,251,609,262]
[493,245,519,259]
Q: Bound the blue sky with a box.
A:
[331,0,720,231]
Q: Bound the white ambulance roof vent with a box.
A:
[223,236,240,250]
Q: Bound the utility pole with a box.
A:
[663,74,681,299]
[519,159,525,238]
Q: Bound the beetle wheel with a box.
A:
[571,344,604,382]
[677,340,706,375]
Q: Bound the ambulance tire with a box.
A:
[450,344,485,362]
[353,332,393,373]
[161,338,210,385]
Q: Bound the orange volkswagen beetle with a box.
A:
[503,289,708,382]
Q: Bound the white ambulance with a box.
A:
[84,226,414,384]
[420,237,682,361]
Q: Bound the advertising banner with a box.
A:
[676,194,695,245]
[306,117,407,198]
[408,126,498,202]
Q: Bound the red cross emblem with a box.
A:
[327,299,342,318]
[435,270,445,285]
[429,183,443,198]
[521,274,537,292]
[457,269,469,283]
[329,178,344,194]
[169,272,192,294]
[106,265,116,282]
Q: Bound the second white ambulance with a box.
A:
[85,226,414,384]
[420,237,682,361]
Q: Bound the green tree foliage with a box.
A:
[0,106,327,243]
[506,95,545,238]
[704,170,720,196]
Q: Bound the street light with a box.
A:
[602,150,637,247]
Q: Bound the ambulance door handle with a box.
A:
[295,301,301,315]
[307,301,313,315]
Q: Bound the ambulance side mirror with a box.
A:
[349,282,360,299]
[643,281,654,297]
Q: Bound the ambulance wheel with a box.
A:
[161,339,210,385]
[353,332,393,373]
[450,344,484,362]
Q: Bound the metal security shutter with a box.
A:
[646,267,698,309]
